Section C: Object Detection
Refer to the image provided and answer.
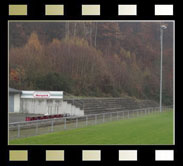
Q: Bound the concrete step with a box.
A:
[64,97,159,115]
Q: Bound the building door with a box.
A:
[9,94,14,112]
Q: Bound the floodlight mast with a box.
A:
[160,25,167,113]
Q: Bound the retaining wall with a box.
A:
[20,99,84,116]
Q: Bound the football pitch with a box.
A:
[9,111,173,145]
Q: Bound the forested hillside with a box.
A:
[9,22,173,105]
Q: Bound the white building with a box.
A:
[20,90,84,116]
[9,89,84,116]
[9,88,21,113]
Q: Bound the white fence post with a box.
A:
[51,120,54,132]
[64,118,66,129]
[17,125,20,137]
[35,122,38,134]
[76,118,78,128]
[86,116,88,126]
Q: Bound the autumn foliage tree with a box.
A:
[9,22,173,105]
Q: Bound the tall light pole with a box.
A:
[160,25,167,112]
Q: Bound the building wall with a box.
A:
[14,94,20,112]
[9,94,14,112]
[20,98,84,116]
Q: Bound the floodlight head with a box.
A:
[160,25,167,30]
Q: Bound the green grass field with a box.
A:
[9,111,173,145]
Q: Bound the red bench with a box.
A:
[25,114,64,121]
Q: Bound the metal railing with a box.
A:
[9,106,172,140]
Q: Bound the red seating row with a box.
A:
[25,114,63,121]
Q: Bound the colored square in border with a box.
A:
[46,150,64,161]
[118,5,137,15]
[82,150,101,161]
[9,150,28,161]
[155,150,174,161]
[9,5,27,16]
[82,5,100,16]
[45,5,64,15]
[155,5,173,15]
[119,150,137,161]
